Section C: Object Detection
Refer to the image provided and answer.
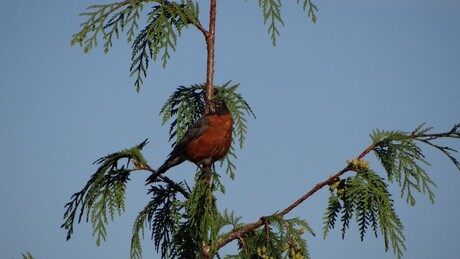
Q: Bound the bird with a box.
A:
[146,98,233,184]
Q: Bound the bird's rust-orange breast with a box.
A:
[185,114,233,164]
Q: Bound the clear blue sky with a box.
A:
[1,0,459,258]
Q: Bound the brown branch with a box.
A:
[162,0,217,108]
[204,0,217,106]
[216,218,266,249]
[238,235,248,256]
[198,2,218,257]
[278,167,350,217]
[190,14,208,37]
[215,140,383,250]
[279,139,384,216]
[193,21,208,37]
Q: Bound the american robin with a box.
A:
[146,98,233,183]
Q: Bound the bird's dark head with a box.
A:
[208,98,230,115]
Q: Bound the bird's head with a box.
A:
[208,98,230,115]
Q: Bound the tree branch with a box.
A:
[215,139,383,250]
[216,124,460,251]
[205,0,217,105]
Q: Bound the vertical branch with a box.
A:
[202,2,217,175]
[200,4,218,258]
[205,0,217,106]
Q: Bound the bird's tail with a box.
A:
[145,164,168,184]
[145,171,160,184]
[145,156,184,184]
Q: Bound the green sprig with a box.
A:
[255,0,318,45]
[71,1,145,53]
[61,140,149,243]
[323,170,406,259]
[297,0,318,23]
[71,1,199,92]
[258,0,284,46]
[370,124,457,205]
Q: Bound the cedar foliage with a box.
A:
[63,1,460,258]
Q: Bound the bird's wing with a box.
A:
[168,116,209,158]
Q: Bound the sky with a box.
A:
[1,0,460,258]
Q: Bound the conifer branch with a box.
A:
[61,139,190,246]
[216,123,460,255]
[72,0,202,91]
[61,139,149,242]
[371,123,460,205]
[71,0,155,54]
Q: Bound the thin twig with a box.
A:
[238,235,248,256]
